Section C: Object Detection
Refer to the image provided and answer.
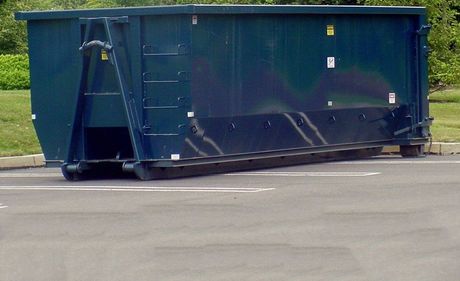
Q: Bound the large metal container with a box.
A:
[16,5,432,180]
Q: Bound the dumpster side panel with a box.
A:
[18,6,430,178]
[191,13,417,116]
[186,13,422,158]
[28,19,82,162]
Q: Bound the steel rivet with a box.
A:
[264,121,272,129]
[328,116,336,124]
[191,126,198,134]
[228,123,236,132]
[296,118,304,126]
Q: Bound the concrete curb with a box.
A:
[0,143,459,170]
[382,142,460,156]
[0,154,45,170]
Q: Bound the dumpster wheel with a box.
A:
[61,163,87,181]
[61,168,86,181]
[400,145,425,158]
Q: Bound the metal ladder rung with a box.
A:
[142,44,188,57]
[84,92,120,96]
[142,72,190,84]
[143,80,181,83]
[144,133,181,136]
[144,53,183,57]
[143,105,181,109]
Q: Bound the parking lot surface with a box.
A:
[1,155,460,281]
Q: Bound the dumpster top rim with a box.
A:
[15,4,426,21]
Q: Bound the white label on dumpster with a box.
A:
[187,112,195,118]
[171,154,181,161]
[192,15,198,25]
[328,101,333,107]
[327,57,335,69]
[389,92,396,104]
[31,114,36,120]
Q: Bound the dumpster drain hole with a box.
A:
[264,121,272,129]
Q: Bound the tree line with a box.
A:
[0,0,459,85]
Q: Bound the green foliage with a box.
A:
[0,54,30,90]
[0,1,28,54]
[362,0,460,86]
[0,0,54,54]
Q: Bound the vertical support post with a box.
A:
[416,16,431,138]
[64,20,95,165]
[102,17,145,162]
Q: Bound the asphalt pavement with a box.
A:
[1,155,460,281]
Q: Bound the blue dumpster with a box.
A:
[16,5,432,180]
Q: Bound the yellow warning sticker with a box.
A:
[327,25,335,36]
[101,50,109,61]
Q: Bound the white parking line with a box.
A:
[225,171,380,177]
[0,173,61,178]
[331,160,460,165]
[0,186,274,193]
[0,171,382,179]
[0,203,8,209]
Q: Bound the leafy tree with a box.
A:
[0,0,55,54]
[362,0,460,86]
[0,1,30,54]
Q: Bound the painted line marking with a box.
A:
[225,172,380,177]
[0,173,62,178]
[0,171,382,178]
[0,203,8,209]
[0,186,274,193]
[331,160,460,165]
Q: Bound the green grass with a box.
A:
[429,86,460,142]
[0,88,459,157]
[0,90,41,157]
[429,87,460,103]
[430,103,460,142]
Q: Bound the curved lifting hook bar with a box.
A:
[79,40,113,52]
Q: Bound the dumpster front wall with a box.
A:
[28,19,82,161]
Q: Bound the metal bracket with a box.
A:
[79,40,113,53]
[143,43,189,56]
[415,25,431,57]
[416,25,431,36]
[394,117,433,136]
[64,16,145,170]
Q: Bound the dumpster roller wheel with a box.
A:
[61,163,87,181]
[400,145,425,158]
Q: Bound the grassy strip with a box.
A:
[429,86,460,142]
[430,103,460,142]
[430,87,460,103]
[0,90,41,157]
[0,89,459,157]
